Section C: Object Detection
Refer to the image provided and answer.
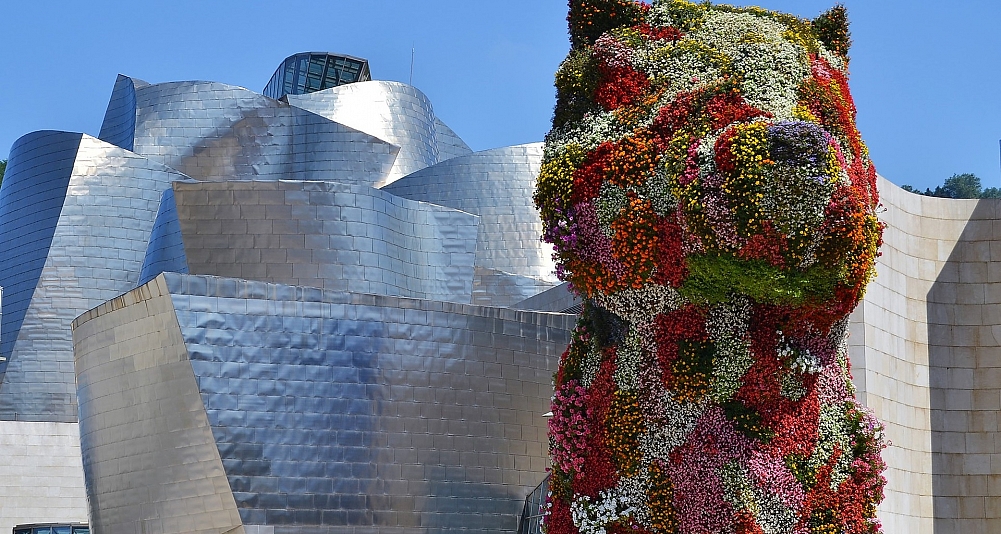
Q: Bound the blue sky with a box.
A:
[1,1,1000,192]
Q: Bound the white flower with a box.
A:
[706,296,753,401]
[640,394,707,461]
[596,183,628,238]
[571,488,638,534]
[593,284,686,324]
[614,329,645,391]
[544,110,629,160]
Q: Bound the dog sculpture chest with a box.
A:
[536,2,887,533]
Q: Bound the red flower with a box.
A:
[653,214,687,287]
[633,23,683,42]
[706,88,770,131]
[572,142,616,204]
[596,63,650,110]
[544,495,579,534]
[737,220,788,268]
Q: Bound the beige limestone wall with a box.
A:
[0,421,88,533]
[851,176,1001,533]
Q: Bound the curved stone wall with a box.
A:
[74,273,573,533]
[0,421,88,534]
[851,176,1001,532]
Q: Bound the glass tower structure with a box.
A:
[263,52,371,100]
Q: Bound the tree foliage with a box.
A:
[0,159,5,186]
[902,173,1001,199]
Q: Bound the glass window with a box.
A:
[53,527,71,534]
[308,57,325,75]
[72,528,90,534]
[32,528,53,534]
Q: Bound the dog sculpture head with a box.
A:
[536,1,881,329]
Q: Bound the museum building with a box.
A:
[0,50,1000,533]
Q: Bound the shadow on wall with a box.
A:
[927,199,1001,532]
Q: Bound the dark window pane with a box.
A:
[308,57,325,75]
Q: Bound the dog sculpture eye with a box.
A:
[538,2,887,533]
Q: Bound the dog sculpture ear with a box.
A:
[567,0,647,49]
[813,4,852,58]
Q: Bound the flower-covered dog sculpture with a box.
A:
[536,2,887,533]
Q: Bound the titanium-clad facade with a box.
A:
[97,74,148,151]
[382,144,557,306]
[154,179,479,302]
[287,81,452,186]
[0,132,189,421]
[74,273,572,534]
[1,53,569,533]
[126,80,400,186]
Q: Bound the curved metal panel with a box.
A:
[138,187,188,287]
[0,131,82,366]
[73,272,574,533]
[509,282,581,314]
[382,143,558,306]
[0,135,188,422]
[73,276,242,534]
[434,117,473,162]
[170,180,478,303]
[97,74,148,151]
[286,81,439,186]
[130,81,398,187]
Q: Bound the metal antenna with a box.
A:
[409,46,415,86]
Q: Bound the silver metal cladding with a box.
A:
[382,143,558,307]
[74,273,573,533]
[164,180,479,303]
[0,133,188,421]
[129,81,400,187]
[286,81,441,186]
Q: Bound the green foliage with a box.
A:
[812,4,851,58]
[679,254,836,306]
[785,453,818,488]
[723,399,774,442]
[0,159,5,186]
[939,173,983,198]
[903,173,999,199]
[567,0,647,50]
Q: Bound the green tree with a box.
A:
[936,173,983,198]
[0,159,5,186]
[902,173,996,199]
[982,187,1001,198]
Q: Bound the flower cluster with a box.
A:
[539,2,887,533]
